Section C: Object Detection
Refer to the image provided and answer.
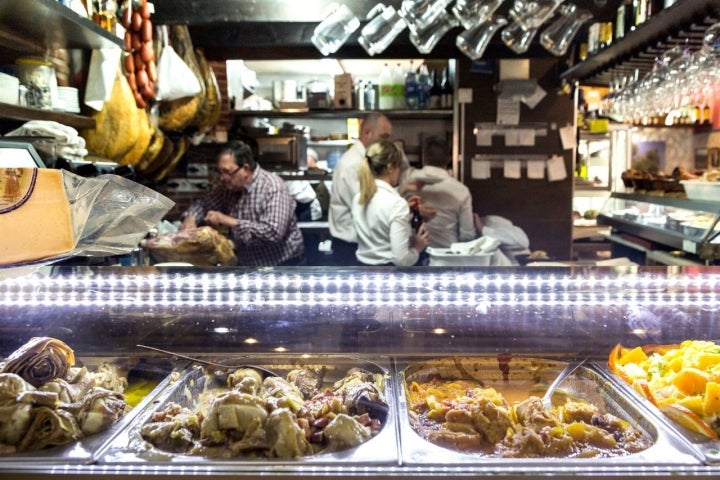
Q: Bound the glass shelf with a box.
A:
[598,192,720,260]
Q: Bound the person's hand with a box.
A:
[419,203,437,222]
[179,215,197,231]
[411,223,430,252]
[473,213,484,235]
[399,178,425,195]
[205,210,238,229]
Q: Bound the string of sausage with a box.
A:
[121,0,155,108]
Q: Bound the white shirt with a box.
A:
[286,180,322,221]
[329,142,365,242]
[352,180,419,266]
[481,215,530,250]
[408,166,476,248]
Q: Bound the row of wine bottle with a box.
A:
[583,0,679,60]
[377,61,453,110]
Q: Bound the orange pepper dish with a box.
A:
[608,340,720,440]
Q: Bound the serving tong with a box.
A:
[136,345,280,377]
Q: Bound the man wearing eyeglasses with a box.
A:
[180,140,304,266]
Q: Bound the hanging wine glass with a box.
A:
[509,0,565,30]
[651,44,684,118]
[452,0,506,30]
[501,0,565,54]
[409,10,460,54]
[358,4,408,56]
[539,3,592,57]
[311,3,361,56]
[399,0,454,32]
[456,15,508,60]
[501,21,539,54]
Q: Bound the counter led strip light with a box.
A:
[0,270,718,309]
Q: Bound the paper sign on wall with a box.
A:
[523,84,546,109]
[472,157,491,179]
[476,129,493,146]
[497,97,520,125]
[547,155,567,182]
[559,125,576,149]
[504,160,522,179]
[527,160,545,179]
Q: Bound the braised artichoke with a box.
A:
[1,337,75,388]
[265,408,312,458]
[17,407,82,452]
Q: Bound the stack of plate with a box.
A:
[55,86,80,113]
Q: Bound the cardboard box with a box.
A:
[333,73,353,109]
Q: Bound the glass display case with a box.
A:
[1,265,720,479]
[598,192,720,264]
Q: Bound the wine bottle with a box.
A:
[429,69,442,109]
[647,0,664,17]
[633,0,647,27]
[616,3,626,40]
[409,197,423,234]
[417,63,430,109]
[440,67,453,109]
[624,0,635,34]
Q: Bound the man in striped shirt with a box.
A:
[180,140,304,266]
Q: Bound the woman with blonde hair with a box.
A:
[351,139,429,266]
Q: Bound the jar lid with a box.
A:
[15,57,52,67]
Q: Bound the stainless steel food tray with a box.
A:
[95,355,399,468]
[597,364,720,465]
[0,356,177,466]
[395,356,702,469]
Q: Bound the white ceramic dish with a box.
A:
[680,180,720,202]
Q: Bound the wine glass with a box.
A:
[539,3,592,57]
[452,0,506,30]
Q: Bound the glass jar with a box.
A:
[15,57,55,110]
[92,0,117,32]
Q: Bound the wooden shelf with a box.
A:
[0,103,95,130]
[231,109,454,120]
[560,0,720,86]
[0,0,123,51]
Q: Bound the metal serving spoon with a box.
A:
[541,358,587,410]
[136,345,279,377]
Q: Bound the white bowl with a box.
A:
[680,180,720,202]
[427,248,493,266]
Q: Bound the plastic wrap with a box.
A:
[0,169,173,268]
[67,173,174,257]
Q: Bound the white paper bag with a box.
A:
[84,48,122,111]
[154,27,202,101]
